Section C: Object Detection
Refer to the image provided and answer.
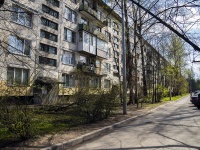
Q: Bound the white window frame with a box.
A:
[7,67,29,86]
[62,74,75,88]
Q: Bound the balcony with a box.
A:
[96,49,107,59]
[78,24,93,33]
[77,63,96,73]
[94,30,108,42]
[79,4,107,27]
[78,24,109,43]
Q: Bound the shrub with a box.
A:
[0,98,35,140]
[73,86,119,123]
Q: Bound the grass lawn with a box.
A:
[0,106,85,148]
[0,93,189,148]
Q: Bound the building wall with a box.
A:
[0,0,167,98]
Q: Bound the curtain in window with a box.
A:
[67,30,72,42]
[64,7,71,20]
[72,12,76,23]
[63,52,74,64]
[84,32,89,44]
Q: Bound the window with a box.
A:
[96,60,100,67]
[113,65,118,70]
[114,36,119,43]
[114,58,119,63]
[105,31,111,42]
[84,0,89,6]
[62,51,75,65]
[39,56,57,66]
[42,5,59,18]
[96,26,101,32]
[64,28,76,43]
[104,79,110,88]
[106,48,111,58]
[113,22,118,28]
[107,18,111,27]
[71,0,77,4]
[40,30,57,42]
[79,31,83,42]
[113,72,119,77]
[12,5,32,27]
[62,74,75,88]
[7,67,29,85]
[97,10,102,21]
[79,55,87,63]
[91,77,101,88]
[114,43,119,49]
[41,17,58,30]
[97,38,108,51]
[64,7,76,23]
[9,35,31,55]
[113,29,119,35]
[81,17,88,25]
[104,63,111,73]
[84,32,89,44]
[46,0,59,7]
[113,50,119,56]
[40,43,57,54]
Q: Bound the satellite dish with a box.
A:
[0,0,4,7]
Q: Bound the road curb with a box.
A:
[41,95,189,150]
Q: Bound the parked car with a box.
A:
[190,91,200,105]
[194,94,200,109]
[190,90,200,109]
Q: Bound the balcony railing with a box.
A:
[79,4,107,27]
[79,4,98,20]
[96,49,107,59]
[77,63,96,73]
[94,30,108,42]
[78,24,93,33]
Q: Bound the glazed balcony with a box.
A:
[78,31,96,56]
[78,24,109,43]
[96,49,107,59]
[94,30,108,42]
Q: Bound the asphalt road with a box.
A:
[72,95,200,150]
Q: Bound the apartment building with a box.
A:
[0,0,124,103]
[0,0,168,104]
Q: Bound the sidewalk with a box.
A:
[6,95,189,150]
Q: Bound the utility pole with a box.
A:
[122,0,127,114]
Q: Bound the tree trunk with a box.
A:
[125,0,134,105]
[138,2,147,97]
